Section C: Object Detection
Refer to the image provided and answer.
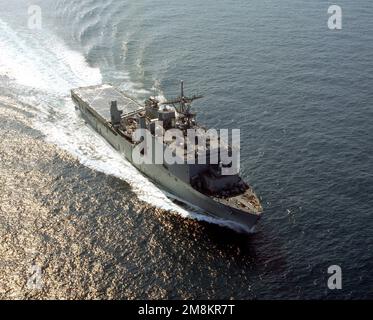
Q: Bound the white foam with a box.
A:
[0,19,102,93]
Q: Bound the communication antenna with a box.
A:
[160,81,204,129]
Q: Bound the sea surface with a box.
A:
[0,0,372,299]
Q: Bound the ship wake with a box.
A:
[0,18,253,234]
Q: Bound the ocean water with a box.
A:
[0,0,372,299]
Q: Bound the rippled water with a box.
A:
[0,0,372,299]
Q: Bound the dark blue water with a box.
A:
[0,0,372,299]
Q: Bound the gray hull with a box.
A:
[75,101,261,230]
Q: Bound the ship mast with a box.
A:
[161,81,203,129]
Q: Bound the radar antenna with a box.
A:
[161,81,203,129]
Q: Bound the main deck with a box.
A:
[71,84,143,124]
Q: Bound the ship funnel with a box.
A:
[138,115,146,129]
[110,100,122,128]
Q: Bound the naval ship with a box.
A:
[71,82,263,230]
